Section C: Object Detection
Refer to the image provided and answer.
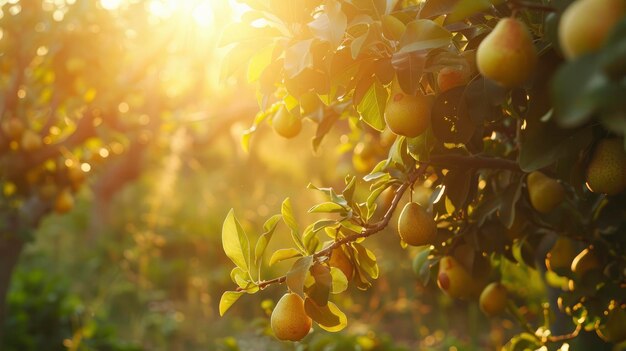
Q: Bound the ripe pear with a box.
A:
[437,66,470,93]
[1,117,24,139]
[397,202,437,246]
[526,171,565,214]
[352,139,383,173]
[545,237,578,273]
[479,282,508,317]
[597,305,626,343]
[476,17,538,87]
[54,189,74,214]
[586,138,626,195]
[384,91,433,138]
[270,292,312,341]
[272,106,302,139]
[437,256,475,299]
[559,0,626,60]
[329,247,353,281]
[21,130,42,151]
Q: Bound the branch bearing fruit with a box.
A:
[272,106,302,139]
[526,171,565,214]
[479,282,508,317]
[476,17,538,87]
[397,202,437,246]
[270,292,312,341]
[559,0,626,60]
[384,91,433,138]
[586,138,626,195]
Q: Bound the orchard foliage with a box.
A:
[215,0,626,347]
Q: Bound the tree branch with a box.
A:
[237,165,426,292]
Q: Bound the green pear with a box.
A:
[397,202,437,246]
[526,171,565,214]
[437,256,475,299]
[479,282,508,317]
[545,237,578,273]
[586,138,626,195]
[384,91,433,138]
[476,17,538,87]
[559,0,626,59]
[272,106,302,139]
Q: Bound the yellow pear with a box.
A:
[437,256,475,299]
[597,304,626,343]
[479,282,508,317]
[21,130,42,151]
[437,66,470,93]
[586,138,626,195]
[54,189,74,214]
[476,17,538,87]
[384,91,433,138]
[571,247,601,276]
[526,171,565,214]
[559,0,626,59]
[397,202,437,246]
[272,106,302,139]
[270,292,312,341]
[329,247,353,281]
[545,237,578,273]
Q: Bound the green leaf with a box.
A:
[356,78,388,131]
[398,20,452,54]
[254,214,282,267]
[284,39,314,78]
[353,243,379,279]
[307,0,347,48]
[329,267,348,294]
[308,202,347,213]
[552,54,607,128]
[222,209,251,272]
[282,198,306,252]
[247,44,275,83]
[444,169,473,210]
[307,263,332,306]
[230,267,249,288]
[412,248,432,286]
[286,256,314,298]
[269,248,303,266]
[219,291,244,316]
[447,0,502,23]
[304,299,348,332]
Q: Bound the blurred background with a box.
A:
[0,1,545,350]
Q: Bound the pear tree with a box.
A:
[219,0,626,348]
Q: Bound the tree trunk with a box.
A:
[0,236,24,344]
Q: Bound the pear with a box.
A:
[437,66,470,93]
[384,91,433,138]
[559,0,626,59]
[586,138,626,195]
[597,304,626,343]
[270,292,312,341]
[476,17,538,87]
[526,171,565,214]
[437,256,475,299]
[571,247,600,276]
[329,247,353,281]
[479,282,508,317]
[272,106,302,139]
[545,237,578,273]
[397,202,437,246]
